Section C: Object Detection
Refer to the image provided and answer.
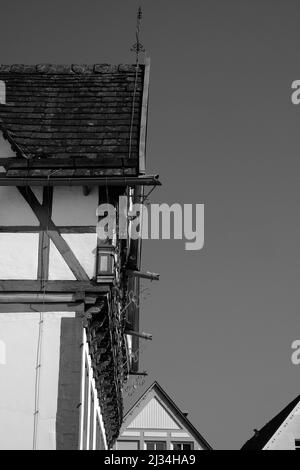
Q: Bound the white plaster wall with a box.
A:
[48,234,97,280]
[128,398,181,430]
[0,187,41,226]
[52,187,98,226]
[0,233,39,279]
[48,241,76,280]
[37,312,76,450]
[0,339,6,364]
[0,132,16,158]
[0,312,75,450]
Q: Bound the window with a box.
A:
[295,439,300,450]
[172,442,194,450]
[145,441,167,451]
[117,441,140,450]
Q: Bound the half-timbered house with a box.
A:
[0,62,159,450]
[115,381,212,450]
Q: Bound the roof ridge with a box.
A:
[0,64,143,74]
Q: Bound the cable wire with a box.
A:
[32,179,51,450]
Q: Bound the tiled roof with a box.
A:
[0,64,144,167]
[241,394,300,450]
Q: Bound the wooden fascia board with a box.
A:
[0,174,161,187]
[139,56,150,175]
[6,169,136,178]
[1,157,138,169]
[17,186,90,281]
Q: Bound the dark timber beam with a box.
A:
[0,293,84,303]
[0,226,96,233]
[38,186,52,281]
[127,270,160,281]
[0,280,110,293]
[18,187,90,281]
[125,330,153,340]
[0,303,85,313]
[0,174,161,187]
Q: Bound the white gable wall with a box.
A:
[128,397,181,430]
[263,401,300,450]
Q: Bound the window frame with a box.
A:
[171,442,194,451]
[145,441,167,451]
[117,440,140,450]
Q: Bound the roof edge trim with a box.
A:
[139,56,150,174]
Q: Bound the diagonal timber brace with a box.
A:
[17,187,90,281]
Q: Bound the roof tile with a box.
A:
[0,64,144,166]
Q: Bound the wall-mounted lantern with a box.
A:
[96,246,115,283]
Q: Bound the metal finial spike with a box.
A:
[131,5,145,62]
[137,6,142,20]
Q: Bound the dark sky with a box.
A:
[0,0,299,449]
